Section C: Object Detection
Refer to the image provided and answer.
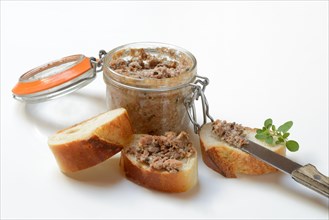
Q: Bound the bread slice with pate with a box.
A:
[200,120,286,178]
[48,108,133,173]
[120,132,198,192]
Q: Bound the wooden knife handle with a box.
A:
[291,164,329,198]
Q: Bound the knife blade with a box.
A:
[241,141,329,198]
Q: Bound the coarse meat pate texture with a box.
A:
[105,47,195,135]
[126,132,195,173]
[212,119,249,147]
[109,48,190,79]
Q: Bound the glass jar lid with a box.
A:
[12,54,95,103]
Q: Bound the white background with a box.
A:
[1,1,328,219]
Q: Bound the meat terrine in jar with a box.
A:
[103,42,197,135]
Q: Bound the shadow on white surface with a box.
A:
[146,179,201,200]
[22,91,107,137]
[240,172,329,209]
[63,156,124,187]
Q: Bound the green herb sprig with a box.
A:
[255,118,299,152]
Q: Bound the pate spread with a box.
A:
[126,132,195,173]
[109,48,190,79]
[105,46,195,135]
[212,120,249,147]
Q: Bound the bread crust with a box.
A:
[94,110,133,147]
[200,123,286,178]
[48,108,133,173]
[50,136,123,173]
[120,135,198,192]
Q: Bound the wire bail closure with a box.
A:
[184,75,214,134]
[90,51,214,134]
[12,48,214,128]
[90,49,107,73]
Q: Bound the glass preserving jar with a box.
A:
[103,42,198,135]
[12,42,212,135]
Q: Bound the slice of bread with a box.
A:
[120,132,198,192]
[200,122,286,178]
[48,108,133,173]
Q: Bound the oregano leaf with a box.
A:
[283,132,290,139]
[265,118,272,129]
[265,136,273,145]
[278,121,293,133]
[255,133,266,140]
[286,140,299,152]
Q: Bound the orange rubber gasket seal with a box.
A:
[12,55,92,95]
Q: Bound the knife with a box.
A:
[241,141,329,198]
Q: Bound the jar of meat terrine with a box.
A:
[103,42,210,135]
[12,42,212,134]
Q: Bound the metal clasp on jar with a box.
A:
[184,75,214,133]
[90,50,107,73]
[94,49,213,134]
